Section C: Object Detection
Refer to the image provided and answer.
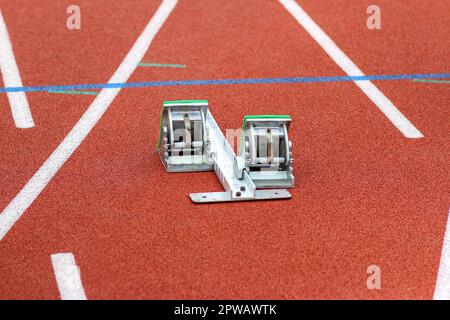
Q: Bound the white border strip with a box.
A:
[51,253,87,300]
[164,102,209,107]
[0,0,178,240]
[278,0,423,139]
[434,208,450,300]
[0,9,34,128]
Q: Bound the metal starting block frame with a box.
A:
[157,100,294,203]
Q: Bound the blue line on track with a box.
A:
[0,73,449,93]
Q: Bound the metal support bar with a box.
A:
[190,189,291,204]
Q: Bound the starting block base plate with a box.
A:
[190,189,292,204]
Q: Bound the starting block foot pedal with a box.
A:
[157,100,212,172]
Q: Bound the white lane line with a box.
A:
[434,208,450,300]
[278,0,423,139]
[0,0,178,240]
[51,253,87,300]
[0,9,34,128]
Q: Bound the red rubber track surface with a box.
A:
[0,0,449,299]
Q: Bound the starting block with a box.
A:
[157,100,295,203]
